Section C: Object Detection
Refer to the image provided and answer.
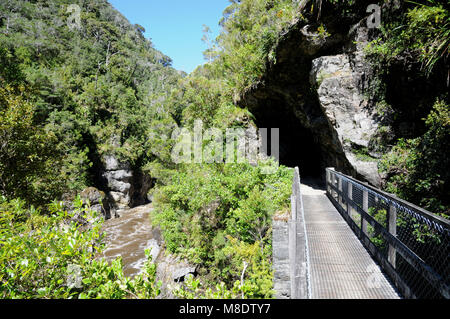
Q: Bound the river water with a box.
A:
[99,204,160,277]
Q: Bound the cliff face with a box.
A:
[100,154,153,217]
[238,14,383,185]
[310,24,382,186]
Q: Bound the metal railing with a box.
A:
[326,168,449,299]
[289,166,309,299]
[273,167,308,299]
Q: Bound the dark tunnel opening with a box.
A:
[254,103,325,179]
[238,13,371,186]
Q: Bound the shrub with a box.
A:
[0,196,160,299]
[151,160,292,298]
[379,99,449,217]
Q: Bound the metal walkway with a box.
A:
[301,183,400,299]
[273,168,449,299]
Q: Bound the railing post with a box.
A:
[387,203,397,268]
[338,176,342,205]
[362,189,368,234]
[288,217,297,298]
[327,168,336,199]
[289,180,298,298]
[332,170,337,199]
[347,182,352,216]
[326,169,330,195]
[286,167,308,299]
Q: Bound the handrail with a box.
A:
[326,167,449,299]
[290,167,310,299]
[291,167,311,299]
[273,166,309,299]
[330,169,450,229]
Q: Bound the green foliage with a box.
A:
[172,275,243,299]
[173,237,273,299]
[367,207,387,250]
[0,83,65,206]
[0,196,160,299]
[152,161,292,298]
[3,0,447,300]
[365,0,449,76]
[0,0,181,204]
[214,0,300,94]
[316,24,330,39]
[351,147,377,162]
[379,99,450,217]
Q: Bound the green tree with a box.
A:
[380,99,450,217]
[0,84,64,207]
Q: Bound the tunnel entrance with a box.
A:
[237,15,355,181]
[254,101,325,179]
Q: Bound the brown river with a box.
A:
[99,204,161,277]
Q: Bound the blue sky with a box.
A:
[108,0,230,73]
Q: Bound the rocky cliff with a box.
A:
[100,154,153,218]
[238,12,385,186]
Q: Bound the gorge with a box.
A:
[0,0,448,299]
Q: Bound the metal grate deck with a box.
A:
[302,191,401,299]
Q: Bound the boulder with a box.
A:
[155,252,198,297]
[347,153,381,187]
[110,191,130,210]
[78,187,109,218]
[104,177,131,193]
[147,239,161,262]
[100,155,153,213]
[172,266,197,283]
[103,155,130,171]
[310,54,378,150]
[103,170,133,182]
[80,187,105,206]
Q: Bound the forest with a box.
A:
[0,0,448,299]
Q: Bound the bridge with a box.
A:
[273,167,449,299]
